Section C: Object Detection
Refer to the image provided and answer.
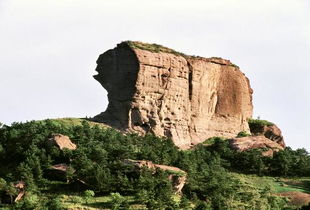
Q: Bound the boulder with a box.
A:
[48,134,77,150]
[249,120,285,147]
[93,41,253,149]
[123,159,186,193]
[229,136,284,156]
[45,163,75,182]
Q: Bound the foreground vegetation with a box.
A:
[0,118,309,209]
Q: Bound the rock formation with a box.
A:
[249,123,285,147]
[48,134,77,150]
[229,136,284,156]
[46,163,74,182]
[93,41,253,149]
[123,159,186,193]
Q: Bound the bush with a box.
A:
[195,200,212,210]
[15,192,40,210]
[248,119,274,134]
[237,131,251,137]
[248,119,274,127]
[110,192,128,209]
[46,197,64,210]
[83,190,95,203]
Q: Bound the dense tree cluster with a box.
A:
[208,138,310,177]
[0,120,308,209]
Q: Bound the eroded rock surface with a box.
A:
[93,41,253,148]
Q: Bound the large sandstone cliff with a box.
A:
[93,41,253,148]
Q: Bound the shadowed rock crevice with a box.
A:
[93,41,253,149]
[93,42,140,129]
[187,62,193,101]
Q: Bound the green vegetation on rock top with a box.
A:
[122,41,190,58]
[249,118,274,127]
[37,117,109,129]
[120,41,242,69]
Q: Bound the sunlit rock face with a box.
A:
[93,41,253,149]
[229,136,284,157]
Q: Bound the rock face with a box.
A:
[123,159,186,193]
[229,136,284,156]
[94,41,253,148]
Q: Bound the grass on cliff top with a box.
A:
[123,41,190,58]
[123,41,242,69]
[37,117,109,129]
[248,118,274,127]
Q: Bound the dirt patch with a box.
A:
[279,191,310,206]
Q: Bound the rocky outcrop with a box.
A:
[48,134,77,150]
[229,136,284,156]
[46,163,74,182]
[123,159,186,193]
[93,41,253,149]
[249,122,285,147]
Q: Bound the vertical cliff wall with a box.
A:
[93,41,253,149]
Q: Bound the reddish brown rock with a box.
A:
[123,159,186,193]
[229,136,284,156]
[48,134,77,150]
[262,125,285,147]
[93,41,253,149]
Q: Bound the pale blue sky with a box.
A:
[0,0,309,150]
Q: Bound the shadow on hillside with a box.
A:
[82,199,142,209]
[280,179,310,194]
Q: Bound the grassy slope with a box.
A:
[232,173,310,207]
[60,194,142,210]
[38,117,109,129]
[233,173,310,193]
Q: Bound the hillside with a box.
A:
[0,118,309,209]
[0,42,309,209]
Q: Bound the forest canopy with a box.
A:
[0,119,309,209]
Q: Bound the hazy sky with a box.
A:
[0,0,309,150]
